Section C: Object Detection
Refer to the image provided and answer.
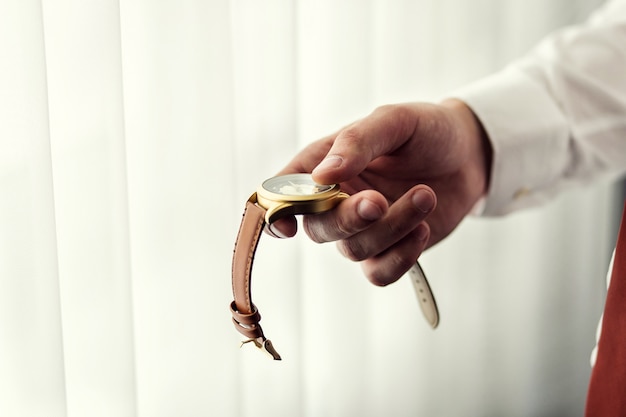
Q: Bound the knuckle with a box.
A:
[334,212,360,239]
[337,239,367,262]
[373,103,402,116]
[367,270,391,287]
[384,219,406,240]
[302,218,326,243]
[367,254,412,287]
[338,126,365,150]
[373,104,417,142]
[303,208,356,243]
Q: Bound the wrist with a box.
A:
[441,98,493,201]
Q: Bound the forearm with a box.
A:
[452,0,626,215]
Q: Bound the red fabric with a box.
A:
[585,201,626,416]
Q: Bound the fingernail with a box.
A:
[357,198,384,221]
[412,190,434,213]
[267,224,288,239]
[312,155,343,175]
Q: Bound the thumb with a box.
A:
[311,105,417,184]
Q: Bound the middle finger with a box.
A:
[337,185,436,261]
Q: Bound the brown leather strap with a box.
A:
[230,302,263,339]
[230,190,438,360]
[231,199,266,339]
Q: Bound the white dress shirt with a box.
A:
[453,0,626,369]
[454,0,626,216]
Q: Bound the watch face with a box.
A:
[256,173,347,222]
[262,174,334,196]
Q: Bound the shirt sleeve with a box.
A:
[452,0,626,216]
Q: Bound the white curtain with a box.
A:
[0,0,619,416]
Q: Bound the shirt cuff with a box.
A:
[450,66,571,216]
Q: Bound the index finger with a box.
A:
[302,190,389,243]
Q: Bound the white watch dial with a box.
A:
[262,174,333,196]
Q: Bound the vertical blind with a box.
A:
[0,0,617,416]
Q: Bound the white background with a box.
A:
[0,0,620,416]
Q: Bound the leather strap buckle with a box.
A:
[240,337,282,361]
[230,301,282,360]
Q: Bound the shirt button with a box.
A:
[513,187,531,200]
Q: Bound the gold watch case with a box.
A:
[252,173,349,224]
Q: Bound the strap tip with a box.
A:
[240,337,282,360]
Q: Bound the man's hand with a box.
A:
[272,99,492,286]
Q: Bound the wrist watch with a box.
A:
[230,173,439,360]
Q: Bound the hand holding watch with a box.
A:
[230,173,439,360]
